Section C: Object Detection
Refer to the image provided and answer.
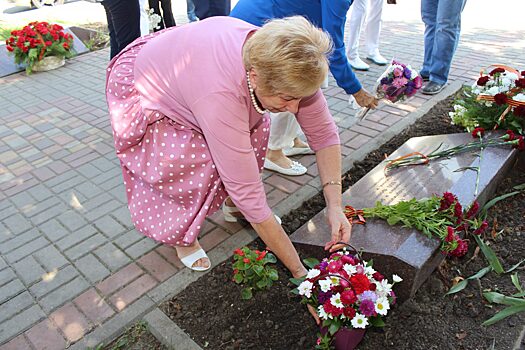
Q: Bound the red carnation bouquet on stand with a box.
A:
[5,21,74,74]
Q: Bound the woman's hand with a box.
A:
[324,206,352,252]
[353,88,379,109]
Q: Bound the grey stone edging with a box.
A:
[68,84,461,349]
[144,308,202,350]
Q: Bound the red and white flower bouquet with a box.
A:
[291,244,402,350]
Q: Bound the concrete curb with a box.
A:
[144,308,201,350]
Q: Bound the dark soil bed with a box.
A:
[102,321,166,350]
[160,95,525,350]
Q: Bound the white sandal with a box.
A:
[179,248,211,271]
[263,159,307,176]
[222,203,282,224]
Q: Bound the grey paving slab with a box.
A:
[93,242,131,271]
[75,253,111,283]
[0,305,45,344]
[11,256,46,286]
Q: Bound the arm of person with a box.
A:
[316,144,352,251]
[321,0,378,109]
[295,91,351,250]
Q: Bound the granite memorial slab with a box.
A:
[291,132,519,302]
[0,26,91,78]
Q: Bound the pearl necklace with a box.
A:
[246,71,266,115]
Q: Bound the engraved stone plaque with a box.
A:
[291,132,519,302]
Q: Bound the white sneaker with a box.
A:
[348,57,370,71]
[366,53,388,66]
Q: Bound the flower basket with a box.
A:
[291,242,402,350]
[32,55,65,72]
[5,21,74,74]
[320,326,366,350]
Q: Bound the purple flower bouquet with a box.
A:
[358,59,423,120]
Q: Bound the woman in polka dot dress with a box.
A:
[106,16,351,282]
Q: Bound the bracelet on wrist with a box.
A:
[322,180,342,189]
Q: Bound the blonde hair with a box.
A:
[242,16,333,97]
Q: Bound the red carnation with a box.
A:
[372,272,384,282]
[343,307,356,319]
[341,289,357,305]
[445,226,455,242]
[439,192,457,211]
[513,105,525,117]
[505,130,516,141]
[323,301,343,317]
[465,201,479,219]
[477,76,490,86]
[449,238,468,257]
[517,136,524,151]
[327,260,343,273]
[62,42,70,50]
[6,45,13,52]
[489,67,505,76]
[473,221,488,235]
[454,201,463,218]
[515,78,525,88]
[369,283,377,291]
[494,93,508,105]
[349,274,371,295]
[341,254,356,265]
[471,127,485,138]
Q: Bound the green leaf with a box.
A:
[482,305,525,326]
[268,269,279,281]
[445,266,491,295]
[513,183,525,191]
[480,191,521,218]
[387,216,401,225]
[328,321,340,336]
[265,253,277,264]
[369,316,385,327]
[512,291,525,298]
[233,273,243,284]
[289,277,304,286]
[511,273,523,293]
[446,279,468,295]
[256,279,268,289]
[506,259,525,273]
[303,257,320,269]
[474,235,504,274]
[252,265,263,276]
[241,288,253,300]
[483,292,525,306]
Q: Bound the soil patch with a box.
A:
[102,321,167,350]
[160,95,525,350]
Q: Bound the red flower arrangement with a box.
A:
[5,21,74,74]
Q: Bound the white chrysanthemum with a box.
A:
[298,280,314,298]
[513,93,525,102]
[318,305,330,320]
[486,86,501,96]
[330,293,344,309]
[392,274,403,283]
[343,263,357,276]
[364,265,376,276]
[329,276,340,286]
[306,269,321,279]
[351,313,369,329]
[375,279,392,298]
[375,297,390,316]
[319,278,332,292]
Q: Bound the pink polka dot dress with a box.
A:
[105,17,340,247]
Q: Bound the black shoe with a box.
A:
[420,74,430,82]
[421,81,445,95]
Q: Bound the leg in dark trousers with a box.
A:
[160,0,176,27]
[102,0,141,59]
[194,0,230,20]
[148,0,165,30]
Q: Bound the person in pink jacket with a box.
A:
[106,16,351,287]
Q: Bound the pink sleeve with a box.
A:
[296,90,340,151]
[191,93,272,224]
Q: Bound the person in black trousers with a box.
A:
[193,0,230,20]
[101,0,141,59]
[148,0,176,31]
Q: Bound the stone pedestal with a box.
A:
[291,132,518,302]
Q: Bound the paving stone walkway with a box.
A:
[1,3,525,349]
